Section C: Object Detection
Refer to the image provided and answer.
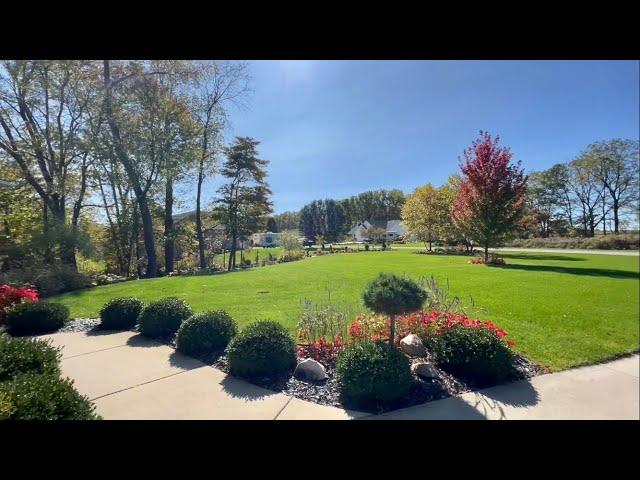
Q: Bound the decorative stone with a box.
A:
[294,358,328,381]
[412,362,439,379]
[399,334,427,357]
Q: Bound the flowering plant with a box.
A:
[297,335,345,367]
[396,309,515,348]
[0,284,39,324]
[347,313,390,343]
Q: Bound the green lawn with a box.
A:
[51,250,639,371]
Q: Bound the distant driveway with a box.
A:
[492,247,639,257]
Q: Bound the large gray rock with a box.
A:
[294,358,328,381]
[412,362,439,379]
[400,334,427,357]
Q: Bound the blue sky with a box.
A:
[178,60,639,214]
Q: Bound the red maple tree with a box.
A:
[452,131,528,262]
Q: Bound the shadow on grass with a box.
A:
[498,253,585,262]
[492,263,639,280]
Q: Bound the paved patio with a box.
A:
[35,330,639,420]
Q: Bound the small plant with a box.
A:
[362,273,427,346]
[0,372,99,420]
[296,300,350,345]
[176,311,238,358]
[0,334,61,382]
[297,335,345,366]
[137,297,193,338]
[226,320,297,379]
[4,302,69,336]
[99,297,144,330]
[0,284,39,325]
[432,325,516,385]
[469,254,505,265]
[347,313,390,343]
[336,340,413,407]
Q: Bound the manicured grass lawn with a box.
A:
[51,250,639,371]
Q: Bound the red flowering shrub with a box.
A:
[297,335,345,366]
[347,313,389,343]
[396,309,515,348]
[0,284,39,324]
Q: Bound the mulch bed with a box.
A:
[58,318,548,415]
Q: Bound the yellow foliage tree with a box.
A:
[401,183,454,251]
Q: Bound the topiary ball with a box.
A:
[226,320,296,379]
[336,340,413,406]
[99,297,144,330]
[4,302,69,336]
[0,334,61,382]
[362,273,427,316]
[176,311,238,358]
[136,297,193,339]
[0,372,100,420]
[432,326,516,385]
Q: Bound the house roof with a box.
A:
[386,220,407,234]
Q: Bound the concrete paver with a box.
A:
[61,335,203,399]
[94,365,292,419]
[35,330,137,359]
[276,397,368,420]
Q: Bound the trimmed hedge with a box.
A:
[176,311,238,358]
[432,325,516,385]
[0,373,99,420]
[0,334,61,382]
[336,340,413,405]
[137,297,193,338]
[4,302,69,336]
[99,297,144,330]
[226,320,296,379]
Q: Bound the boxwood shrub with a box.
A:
[0,372,99,420]
[137,297,193,338]
[226,320,296,379]
[99,297,144,330]
[0,334,61,382]
[335,340,413,406]
[4,302,69,336]
[432,325,516,385]
[176,311,238,358]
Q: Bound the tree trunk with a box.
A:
[132,202,143,279]
[484,244,489,263]
[613,198,620,233]
[50,201,77,270]
[196,165,206,269]
[137,195,157,278]
[164,176,174,273]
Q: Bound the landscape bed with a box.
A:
[51,250,640,371]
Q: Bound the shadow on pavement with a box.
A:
[219,375,279,402]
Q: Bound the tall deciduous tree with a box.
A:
[587,139,639,233]
[192,61,250,270]
[213,137,272,270]
[0,60,96,269]
[402,183,451,251]
[452,132,527,262]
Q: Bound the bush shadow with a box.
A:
[492,263,638,280]
[125,333,163,348]
[219,374,280,401]
[498,253,585,262]
[467,379,540,420]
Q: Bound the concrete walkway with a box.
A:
[36,331,639,420]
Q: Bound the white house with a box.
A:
[251,231,280,247]
[385,220,408,241]
[347,220,407,242]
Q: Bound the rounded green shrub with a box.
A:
[99,297,144,330]
[226,320,296,379]
[336,340,413,405]
[136,297,193,338]
[0,334,61,382]
[176,311,238,358]
[0,372,99,420]
[4,302,69,336]
[362,273,427,316]
[432,326,516,385]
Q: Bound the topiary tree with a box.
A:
[362,273,427,346]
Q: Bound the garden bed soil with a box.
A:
[58,318,548,414]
